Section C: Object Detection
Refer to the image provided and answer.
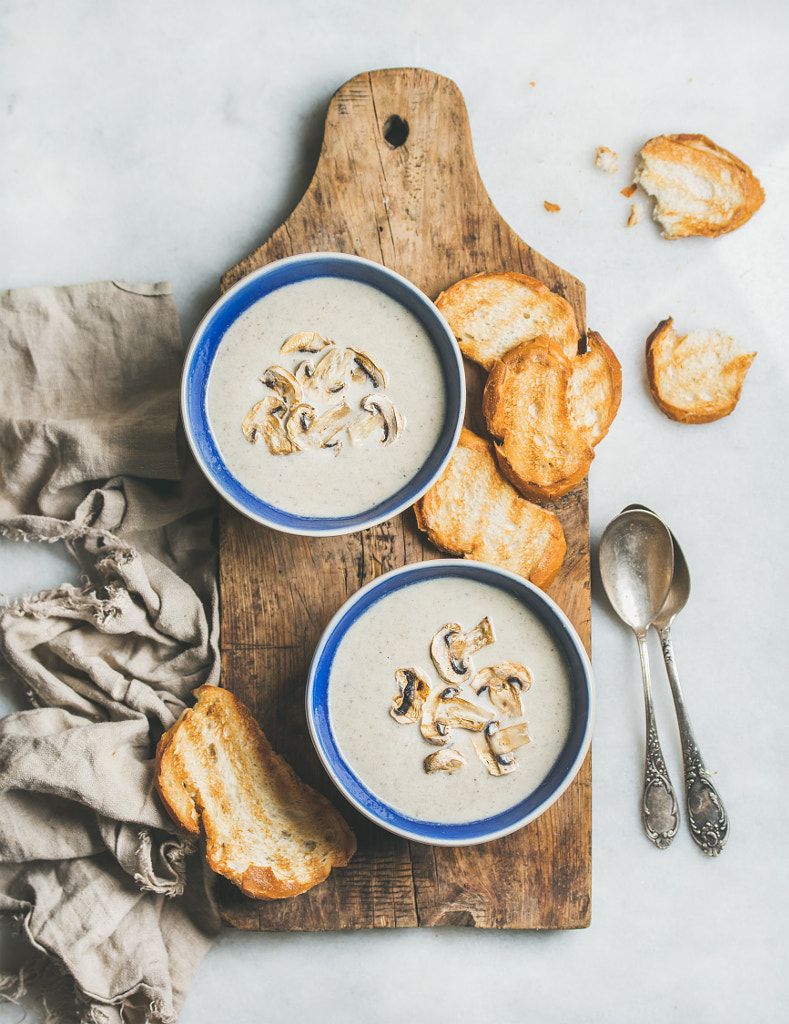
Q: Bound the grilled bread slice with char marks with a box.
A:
[154,685,356,900]
[413,426,566,589]
[634,133,765,239]
[435,270,581,370]
[645,317,756,423]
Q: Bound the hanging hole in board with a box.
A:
[383,115,409,148]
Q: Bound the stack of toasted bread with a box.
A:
[415,271,621,586]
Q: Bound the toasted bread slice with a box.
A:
[634,133,765,239]
[154,685,356,900]
[435,271,580,370]
[413,427,566,589]
[645,317,756,423]
[482,336,595,501]
[566,330,622,446]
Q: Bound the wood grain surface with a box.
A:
[216,67,592,930]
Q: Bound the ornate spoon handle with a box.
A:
[636,630,680,848]
[657,626,729,856]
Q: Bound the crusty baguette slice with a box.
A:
[435,270,580,370]
[413,427,566,589]
[482,336,595,501]
[645,317,756,423]
[154,685,356,900]
[634,133,765,239]
[566,329,622,446]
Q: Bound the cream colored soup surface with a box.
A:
[328,575,573,824]
[206,276,446,518]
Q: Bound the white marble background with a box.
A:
[2,0,788,1021]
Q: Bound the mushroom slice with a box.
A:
[486,720,531,758]
[242,396,296,455]
[347,395,404,447]
[438,693,493,734]
[420,685,455,746]
[424,748,466,774]
[430,617,496,685]
[260,365,303,405]
[280,331,333,355]
[390,667,431,725]
[309,402,353,450]
[472,722,519,777]
[312,347,356,403]
[348,347,388,389]
[471,663,533,719]
[285,402,316,450]
[420,685,492,745]
[294,359,317,389]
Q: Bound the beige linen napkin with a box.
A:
[0,281,221,1023]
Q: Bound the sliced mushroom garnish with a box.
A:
[348,347,388,389]
[420,685,454,746]
[242,396,296,455]
[420,685,492,745]
[347,394,404,447]
[259,365,302,406]
[471,663,533,719]
[390,667,431,725]
[486,720,531,758]
[294,359,317,388]
[285,402,316,450]
[424,748,466,774]
[430,617,496,685]
[312,347,355,403]
[280,331,333,354]
[438,693,493,734]
[472,727,518,777]
[309,403,353,450]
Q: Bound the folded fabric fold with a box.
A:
[0,281,221,1024]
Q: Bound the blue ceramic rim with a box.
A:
[306,559,595,847]
[181,252,466,537]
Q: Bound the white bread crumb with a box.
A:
[595,146,618,173]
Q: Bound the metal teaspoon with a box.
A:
[599,508,681,848]
[625,505,730,856]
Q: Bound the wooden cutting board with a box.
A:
[216,67,592,930]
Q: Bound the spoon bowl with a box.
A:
[599,508,680,848]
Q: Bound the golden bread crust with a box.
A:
[482,337,595,501]
[645,317,756,423]
[635,133,765,239]
[435,270,580,369]
[413,426,566,588]
[154,685,356,900]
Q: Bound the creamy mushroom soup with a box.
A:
[328,575,574,824]
[206,276,446,518]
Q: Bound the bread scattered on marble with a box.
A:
[645,317,756,423]
[634,133,765,239]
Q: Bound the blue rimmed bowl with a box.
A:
[306,559,595,847]
[181,252,465,536]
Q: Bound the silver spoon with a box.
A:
[625,505,730,856]
[599,508,681,848]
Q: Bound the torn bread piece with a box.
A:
[413,427,566,589]
[435,270,581,369]
[634,133,765,239]
[154,685,356,900]
[645,317,756,423]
